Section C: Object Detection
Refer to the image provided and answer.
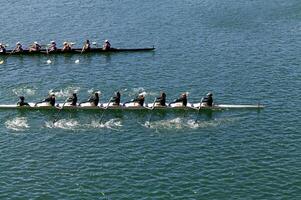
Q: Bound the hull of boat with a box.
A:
[1,47,155,55]
[0,102,264,111]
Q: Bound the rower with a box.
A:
[132,94,145,106]
[201,92,213,107]
[62,42,72,52]
[29,41,41,52]
[48,41,57,52]
[15,42,23,52]
[155,92,166,106]
[35,93,56,106]
[80,92,99,106]
[17,96,29,106]
[110,91,121,106]
[170,93,187,106]
[102,39,111,50]
[0,43,6,53]
[67,93,77,106]
[82,40,91,52]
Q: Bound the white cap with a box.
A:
[105,40,109,43]
[50,92,55,96]
[0,43,2,46]
[34,41,39,44]
[16,42,21,45]
[207,92,212,96]
[63,42,68,45]
[50,41,55,44]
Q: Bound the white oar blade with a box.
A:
[0,60,4,64]
[75,59,80,64]
[47,60,52,64]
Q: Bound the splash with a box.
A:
[49,87,80,98]
[87,89,101,95]
[45,119,80,130]
[89,118,122,130]
[144,116,242,130]
[5,117,29,131]
[12,87,36,96]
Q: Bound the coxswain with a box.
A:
[17,96,30,106]
[201,92,213,107]
[67,93,77,106]
[15,42,23,52]
[171,93,187,106]
[48,41,57,52]
[80,92,99,106]
[133,94,145,106]
[82,40,91,52]
[62,42,72,52]
[29,42,41,52]
[155,92,166,106]
[102,39,111,50]
[0,43,6,53]
[110,91,121,106]
[35,93,56,106]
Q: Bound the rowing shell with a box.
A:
[0,102,264,111]
[0,47,155,55]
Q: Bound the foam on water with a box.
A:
[5,117,30,131]
[12,87,36,96]
[45,119,80,130]
[144,116,243,130]
[49,87,81,98]
[45,118,122,130]
[89,118,122,130]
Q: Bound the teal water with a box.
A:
[0,0,301,199]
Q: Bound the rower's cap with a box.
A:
[63,42,68,45]
[16,42,21,45]
[50,41,56,44]
[34,41,39,44]
[50,92,55,96]
[105,40,109,43]
[0,43,2,46]
[207,92,212,96]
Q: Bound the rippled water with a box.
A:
[0,0,301,199]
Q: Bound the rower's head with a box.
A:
[182,93,187,97]
[16,42,21,45]
[86,40,90,44]
[50,93,55,98]
[95,92,99,97]
[34,41,39,45]
[105,40,109,43]
[207,92,213,97]
[50,41,56,44]
[161,92,166,98]
[63,42,68,45]
[116,91,121,97]
[19,96,25,101]
[72,93,77,97]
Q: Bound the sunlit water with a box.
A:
[0,0,300,199]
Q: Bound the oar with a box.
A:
[194,99,203,124]
[45,44,52,64]
[75,43,86,64]
[53,97,69,124]
[0,45,16,64]
[146,98,157,127]
[99,97,113,124]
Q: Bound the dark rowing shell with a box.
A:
[1,47,155,55]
